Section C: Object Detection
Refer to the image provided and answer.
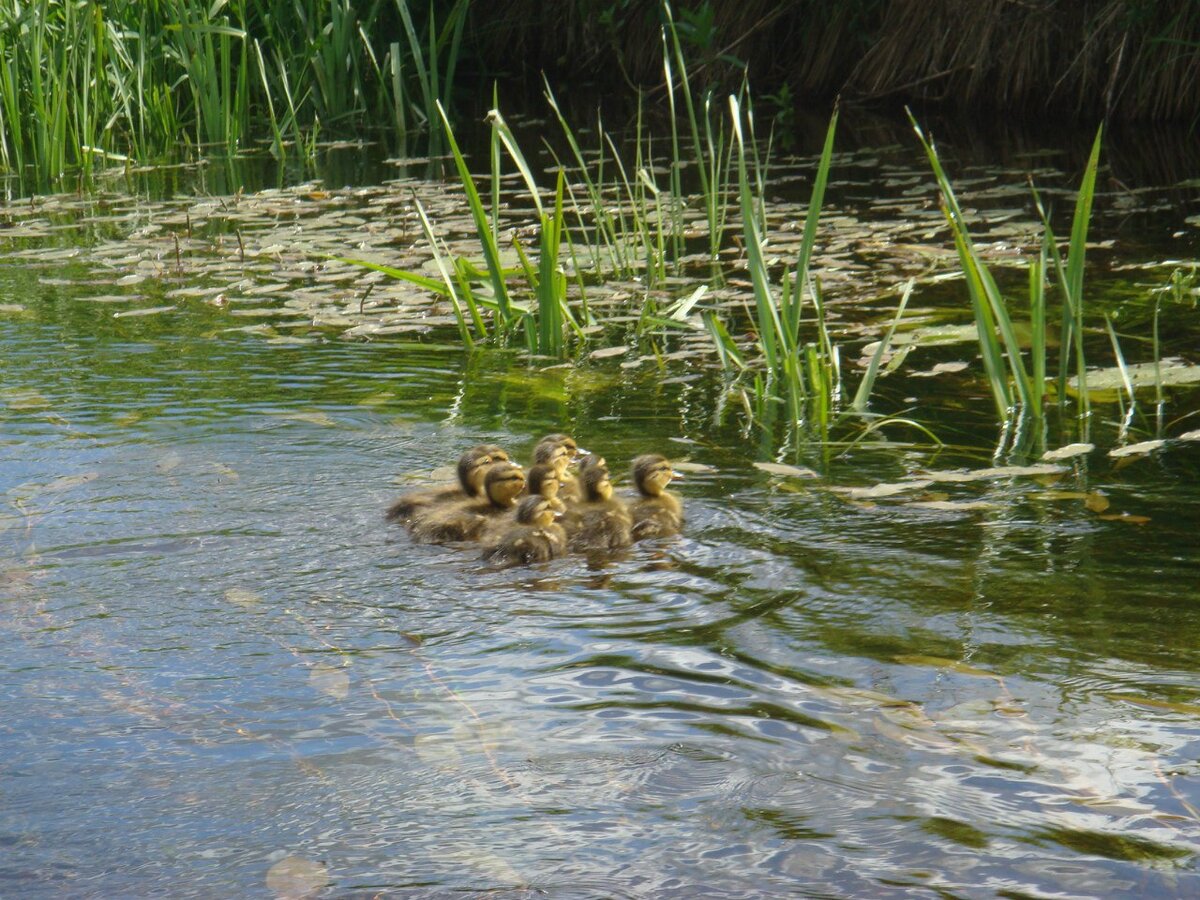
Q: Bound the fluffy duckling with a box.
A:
[410,462,526,543]
[386,445,503,523]
[525,463,566,512]
[480,461,564,546]
[560,452,608,504]
[481,495,566,568]
[533,439,578,502]
[562,463,632,553]
[534,433,578,460]
[629,454,683,540]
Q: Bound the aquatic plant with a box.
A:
[911,116,1103,433]
[0,0,468,187]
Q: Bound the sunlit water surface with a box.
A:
[2,122,1200,897]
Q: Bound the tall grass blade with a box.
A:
[910,112,1033,420]
[730,94,784,372]
[852,281,913,412]
[437,100,512,322]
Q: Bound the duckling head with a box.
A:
[533,440,571,477]
[580,463,614,502]
[484,462,527,507]
[632,454,675,498]
[577,453,607,475]
[515,494,556,528]
[535,433,578,459]
[474,443,510,463]
[526,463,561,500]
[458,448,496,495]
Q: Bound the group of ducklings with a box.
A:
[386,434,683,568]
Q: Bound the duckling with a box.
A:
[559,452,607,503]
[386,445,501,523]
[533,433,578,460]
[525,463,566,512]
[479,461,564,546]
[562,463,631,553]
[533,439,578,502]
[477,443,511,463]
[481,495,566,568]
[629,454,683,540]
[410,462,526,543]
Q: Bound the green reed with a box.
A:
[0,0,467,185]
[724,96,906,440]
[911,116,1104,434]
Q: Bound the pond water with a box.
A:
[2,114,1200,897]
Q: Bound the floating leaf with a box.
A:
[211,462,239,481]
[845,479,932,499]
[1041,443,1094,461]
[40,472,99,493]
[910,360,970,377]
[2,389,51,410]
[309,664,350,700]
[156,452,182,473]
[672,460,717,474]
[919,464,1066,483]
[753,462,819,478]
[276,411,336,427]
[905,499,997,511]
[1072,359,1200,393]
[1108,440,1165,458]
[112,305,176,318]
[265,856,329,898]
[589,345,628,360]
[1098,513,1151,525]
[223,588,262,606]
[1084,492,1111,513]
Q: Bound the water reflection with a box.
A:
[3,129,1200,893]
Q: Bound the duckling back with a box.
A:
[483,522,566,567]
[562,463,631,553]
[386,445,501,524]
[630,491,683,540]
[410,461,525,543]
[409,496,491,543]
[628,453,683,540]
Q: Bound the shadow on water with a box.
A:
[1,112,1199,896]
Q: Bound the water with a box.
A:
[2,122,1200,896]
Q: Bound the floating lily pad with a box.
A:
[904,499,998,511]
[672,460,717,474]
[589,345,628,360]
[1071,359,1200,394]
[1108,440,1165,458]
[918,464,1066,483]
[753,462,819,478]
[223,587,261,606]
[1098,513,1151,525]
[113,305,176,318]
[1041,443,1094,461]
[844,479,932,499]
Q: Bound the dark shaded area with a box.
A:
[467,1,1200,123]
